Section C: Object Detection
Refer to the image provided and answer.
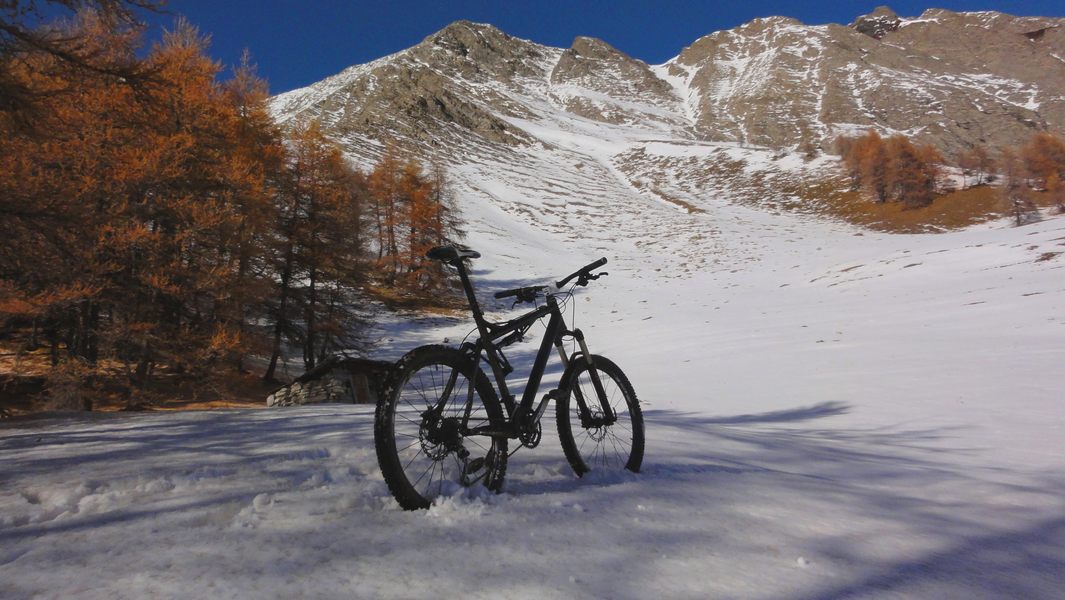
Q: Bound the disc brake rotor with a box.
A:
[421,414,463,460]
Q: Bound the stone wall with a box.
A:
[266,357,392,408]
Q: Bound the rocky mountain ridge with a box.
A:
[272,7,1065,159]
[666,7,1063,152]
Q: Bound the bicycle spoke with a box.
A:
[413,457,435,490]
[466,436,488,452]
[398,438,421,452]
[606,428,626,466]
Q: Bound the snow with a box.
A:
[648,63,699,126]
[4,193,1065,598]
[270,51,409,121]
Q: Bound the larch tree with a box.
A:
[0,10,144,376]
[957,147,978,188]
[2,5,466,407]
[1021,132,1065,186]
[263,120,366,379]
[0,1,158,132]
[220,50,286,371]
[972,145,995,186]
[1000,145,1037,226]
[1046,172,1065,213]
[858,131,890,203]
[367,148,406,282]
[886,136,936,207]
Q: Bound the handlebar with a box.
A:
[556,257,608,289]
[493,285,548,302]
[493,257,609,306]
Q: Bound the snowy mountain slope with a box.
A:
[265,11,1065,286]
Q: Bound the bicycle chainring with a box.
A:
[518,419,542,449]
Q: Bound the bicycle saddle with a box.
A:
[426,245,480,262]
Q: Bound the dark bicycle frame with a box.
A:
[436,259,618,440]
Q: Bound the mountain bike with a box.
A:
[374,245,644,510]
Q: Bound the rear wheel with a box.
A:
[374,346,507,510]
[556,355,644,477]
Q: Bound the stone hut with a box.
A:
[267,355,393,407]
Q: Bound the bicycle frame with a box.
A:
[449,260,617,437]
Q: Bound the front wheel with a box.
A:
[375,345,507,510]
[556,355,644,477]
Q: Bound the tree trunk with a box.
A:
[304,266,317,370]
[264,242,295,382]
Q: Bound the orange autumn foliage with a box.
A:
[2,8,466,408]
[836,130,941,207]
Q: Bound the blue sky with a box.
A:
[142,1,1065,94]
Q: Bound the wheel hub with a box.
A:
[582,410,609,441]
[421,414,464,459]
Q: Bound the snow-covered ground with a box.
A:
[3,190,1064,598]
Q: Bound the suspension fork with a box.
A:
[565,328,617,426]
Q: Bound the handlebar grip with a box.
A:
[556,257,608,289]
[494,288,521,299]
[587,257,608,271]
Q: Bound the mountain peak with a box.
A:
[870,6,899,19]
[550,34,678,122]
[567,36,630,60]
[851,6,901,39]
[410,19,549,83]
[423,20,509,53]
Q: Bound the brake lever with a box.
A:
[579,271,609,286]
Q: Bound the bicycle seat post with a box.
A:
[451,259,496,347]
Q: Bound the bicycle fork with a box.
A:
[558,328,618,428]
[524,321,620,427]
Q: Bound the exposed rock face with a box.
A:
[271,9,1065,162]
[410,20,548,82]
[667,16,829,149]
[270,21,554,154]
[852,6,902,39]
[667,9,1065,154]
[549,37,683,125]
